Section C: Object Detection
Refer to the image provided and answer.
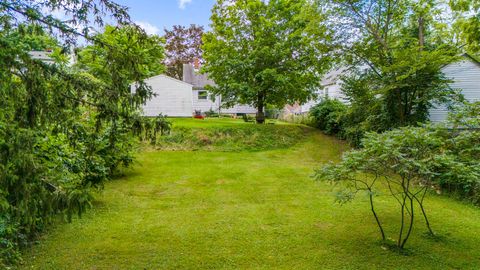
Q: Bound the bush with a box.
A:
[316,124,480,249]
[309,99,347,136]
[242,114,255,123]
[205,109,219,118]
[132,114,172,145]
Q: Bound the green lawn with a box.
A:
[19,122,480,269]
[169,117,291,128]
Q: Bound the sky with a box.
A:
[114,0,216,35]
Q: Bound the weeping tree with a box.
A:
[202,0,333,124]
[0,0,164,265]
[316,125,479,250]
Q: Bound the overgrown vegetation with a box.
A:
[0,1,165,265]
[310,99,347,136]
[310,0,462,146]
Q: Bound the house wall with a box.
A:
[141,75,193,117]
[191,89,257,114]
[222,104,257,114]
[184,64,257,114]
[192,89,221,113]
[300,84,346,114]
[429,58,480,122]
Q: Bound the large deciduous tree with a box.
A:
[327,0,459,136]
[203,0,332,123]
[164,24,204,80]
[450,0,480,52]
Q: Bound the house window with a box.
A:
[324,87,329,97]
[198,90,208,100]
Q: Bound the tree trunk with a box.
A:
[369,191,386,241]
[256,92,265,124]
[418,16,425,50]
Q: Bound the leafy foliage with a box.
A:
[315,103,480,250]
[132,114,172,144]
[310,99,347,136]
[203,0,333,123]
[164,24,204,80]
[321,0,459,138]
[0,0,165,265]
[450,0,480,52]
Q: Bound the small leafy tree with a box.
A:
[203,0,332,123]
[315,125,478,250]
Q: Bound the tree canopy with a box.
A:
[314,0,461,145]
[164,24,204,80]
[203,0,333,123]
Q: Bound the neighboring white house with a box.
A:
[429,54,480,122]
[283,68,348,115]
[294,54,480,122]
[183,64,257,114]
[28,50,54,64]
[138,64,257,117]
[299,68,348,114]
[139,74,193,117]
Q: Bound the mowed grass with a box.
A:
[19,122,480,269]
[158,118,310,152]
[169,117,292,128]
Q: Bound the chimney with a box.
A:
[194,58,200,70]
[183,63,193,83]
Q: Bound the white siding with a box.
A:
[141,75,193,117]
[192,90,257,114]
[222,104,257,114]
[192,90,220,112]
[429,58,480,122]
[300,83,347,114]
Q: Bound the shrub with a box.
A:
[316,126,479,250]
[205,109,219,118]
[315,102,480,250]
[132,114,172,144]
[309,99,347,136]
[242,114,255,123]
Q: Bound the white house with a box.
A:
[295,54,480,122]
[140,74,193,117]
[429,54,480,122]
[299,68,348,114]
[283,68,348,115]
[138,65,258,117]
[183,64,257,115]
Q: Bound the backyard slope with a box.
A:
[20,120,480,269]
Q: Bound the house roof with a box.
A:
[28,50,54,63]
[460,53,480,67]
[144,74,193,87]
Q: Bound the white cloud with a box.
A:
[135,21,160,35]
[178,0,193,9]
